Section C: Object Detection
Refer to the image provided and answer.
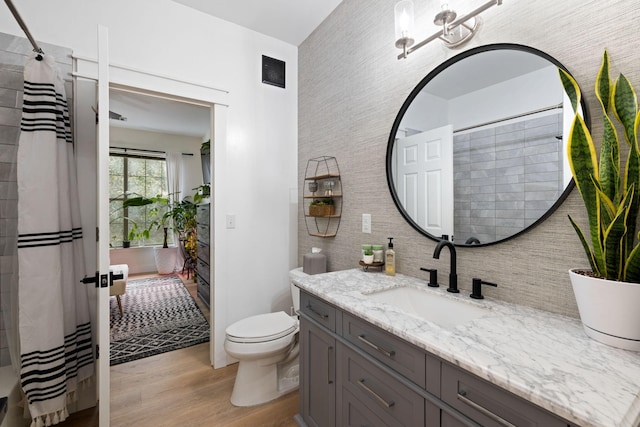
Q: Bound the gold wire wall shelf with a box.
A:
[303,156,342,238]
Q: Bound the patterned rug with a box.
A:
[110,275,209,366]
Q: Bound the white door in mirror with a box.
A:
[395,125,453,238]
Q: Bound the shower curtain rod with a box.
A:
[454,103,563,134]
[4,0,44,56]
[111,146,165,156]
[110,146,194,157]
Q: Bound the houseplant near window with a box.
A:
[560,51,640,350]
[164,197,198,267]
[123,194,178,274]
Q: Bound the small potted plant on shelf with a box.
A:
[560,50,640,351]
[309,198,334,217]
[362,248,374,264]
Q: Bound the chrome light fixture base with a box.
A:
[395,36,415,59]
[395,0,502,60]
[439,17,480,48]
[434,9,456,28]
[395,36,415,49]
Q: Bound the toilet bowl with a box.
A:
[224,268,306,407]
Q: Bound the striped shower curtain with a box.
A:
[17,53,94,427]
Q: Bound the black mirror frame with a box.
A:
[385,43,591,247]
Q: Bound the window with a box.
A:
[109,153,171,248]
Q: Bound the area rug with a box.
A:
[110,275,209,366]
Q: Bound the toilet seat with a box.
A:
[226,311,297,343]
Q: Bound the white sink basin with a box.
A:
[364,286,492,328]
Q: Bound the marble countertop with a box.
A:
[292,268,640,427]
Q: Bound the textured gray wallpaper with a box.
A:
[298,0,640,318]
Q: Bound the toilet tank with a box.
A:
[289,268,308,313]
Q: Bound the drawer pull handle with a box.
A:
[457,391,516,427]
[306,304,329,319]
[358,334,396,358]
[358,379,395,408]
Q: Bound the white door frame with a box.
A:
[96,25,110,426]
[72,25,228,425]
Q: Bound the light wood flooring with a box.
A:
[59,273,299,427]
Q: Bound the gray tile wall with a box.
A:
[0,32,72,367]
[454,113,563,244]
[298,0,640,318]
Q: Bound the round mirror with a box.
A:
[386,43,589,246]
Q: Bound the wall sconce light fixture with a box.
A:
[395,0,503,59]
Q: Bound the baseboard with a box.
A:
[293,414,307,427]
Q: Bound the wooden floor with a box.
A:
[59,273,300,427]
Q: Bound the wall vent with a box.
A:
[262,55,285,88]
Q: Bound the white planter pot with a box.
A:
[569,269,640,351]
[155,247,177,275]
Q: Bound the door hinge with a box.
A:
[96,344,99,360]
[96,227,99,242]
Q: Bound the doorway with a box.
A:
[73,79,218,426]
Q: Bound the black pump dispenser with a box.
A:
[387,237,394,248]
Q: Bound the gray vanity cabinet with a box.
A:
[300,317,336,427]
[298,290,573,427]
[300,291,338,427]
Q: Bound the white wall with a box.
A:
[0,0,299,367]
[399,66,561,134]
[450,66,561,130]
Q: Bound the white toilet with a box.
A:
[224,268,306,406]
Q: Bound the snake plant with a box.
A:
[559,51,640,283]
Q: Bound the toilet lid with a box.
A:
[226,311,297,343]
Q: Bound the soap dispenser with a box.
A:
[385,237,396,276]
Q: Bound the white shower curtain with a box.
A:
[17,53,94,427]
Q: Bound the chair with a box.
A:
[109,264,129,317]
[179,238,197,279]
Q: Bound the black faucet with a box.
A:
[471,278,497,299]
[433,240,458,293]
[419,267,439,287]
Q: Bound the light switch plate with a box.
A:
[226,214,236,229]
[362,214,371,233]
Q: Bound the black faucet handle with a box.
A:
[420,267,439,287]
[471,278,497,299]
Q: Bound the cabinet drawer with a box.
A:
[197,274,210,308]
[197,273,210,290]
[197,224,210,245]
[340,387,388,427]
[197,242,210,263]
[441,410,472,427]
[196,203,210,224]
[338,343,424,426]
[300,291,337,332]
[441,363,567,427]
[343,312,427,389]
[197,258,210,283]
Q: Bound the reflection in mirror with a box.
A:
[387,44,588,246]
